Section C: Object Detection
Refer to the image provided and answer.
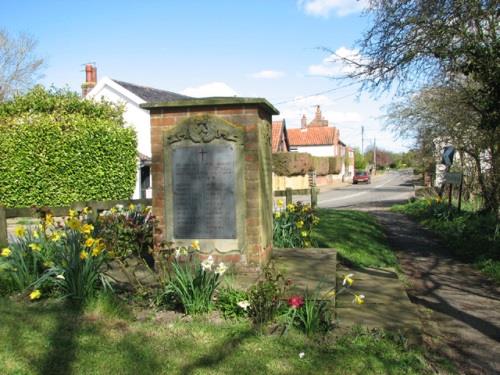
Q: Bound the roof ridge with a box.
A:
[112,79,190,97]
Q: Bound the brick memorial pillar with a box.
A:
[141,98,279,269]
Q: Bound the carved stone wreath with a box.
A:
[164,115,244,145]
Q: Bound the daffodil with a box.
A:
[33,230,40,239]
[68,209,77,218]
[274,212,281,219]
[129,203,136,211]
[45,213,54,225]
[191,240,200,251]
[15,226,26,237]
[353,294,365,305]
[304,241,311,247]
[82,207,91,215]
[29,243,41,252]
[80,224,94,235]
[50,232,62,242]
[296,220,304,229]
[56,274,65,280]
[277,199,284,207]
[67,218,80,230]
[286,203,295,212]
[29,289,42,300]
[312,216,320,225]
[110,207,117,214]
[1,248,11,257]
[215,262,228,275]
[342,273,354,287]
[85,237,95,248]
[91,247,102,257]
[80,251,89,260]
[300,231,308,237]
[324,290,336,299]
[237,300,250,311]
[201,255,214,271]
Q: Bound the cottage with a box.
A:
[82,64,190,199]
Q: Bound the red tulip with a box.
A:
[288,295,304,309]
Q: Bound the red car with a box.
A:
[353,171,371,184]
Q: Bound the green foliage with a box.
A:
[273,201,319,248]
[95,204,156,260]
[272,152,312,176]
[247,263,289,327]
[215,287,249,320]
[327,156,342,174]
[392,198,500,282]
[294,293,334,336]
[312,156,330,176]
[163,255,226,315]
[0,86,137,207]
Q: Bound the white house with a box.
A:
[82,64,190,199]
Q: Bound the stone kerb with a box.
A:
[142,98,279,269]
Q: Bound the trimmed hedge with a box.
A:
[0,86,137,207]
[328,157,343,174]
[272,152,312,176]
[312,156,330,176]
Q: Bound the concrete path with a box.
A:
[373,210,500,375]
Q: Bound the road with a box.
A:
[317,170,415,209]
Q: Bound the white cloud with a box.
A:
[308,46,363,77]
[181,82,238,97]
[251,70,285,79]
[298,0,368,17]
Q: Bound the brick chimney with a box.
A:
[81,64,97,97]
[301,114,307,129]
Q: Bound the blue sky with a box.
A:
[0,0,410,152]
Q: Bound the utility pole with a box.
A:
[373,138,377,173]
[361,126,364,154]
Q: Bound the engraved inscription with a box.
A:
[172,144,236,239]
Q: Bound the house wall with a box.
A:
[295,145,334,157]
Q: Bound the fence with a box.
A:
[0,198,152,247]
[273,187,319,208]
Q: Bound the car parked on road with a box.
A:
[353,170,371,184]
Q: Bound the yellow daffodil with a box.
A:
[1,248,11,257]
[82,207,91,215]
[191,240,200,251]
[29,243,41,252]
[43,261,54,268]
[304,241,311,247]
[45,213,54,225]
[144,206,152,213]
[312,216,320,225]
[302,205,310,213]
[68,209,77,218]
[324,290,336,299]
[300,231,308,237]
[85,237,95,248]
[296,220,304,229]
[277,199,284,207]
[91,247,101,257]
[129,203,136,211]
[80,251,89,260]
[274,212,281,219]
[80,224,94,235]
[353,294,365,305]
[342,273,354,287]
[15,226,26,237]
[110,207,117,214]
[67,218,80,230]
[33,230,40,239]
[50,232,62,242]
[29,289,42,300]
[286,203,295,212]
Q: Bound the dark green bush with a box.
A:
[0,86,137,207]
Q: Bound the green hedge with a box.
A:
[272,152,312,176]
[328,157,343,174]
[312,156,330,176]
[0,87,137,207]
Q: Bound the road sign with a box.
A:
[444,172,462,185]
[442,146,455,166]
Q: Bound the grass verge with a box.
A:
[0,296,441,375]
[313,209,398,269]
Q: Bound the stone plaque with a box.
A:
[172,144,236,239]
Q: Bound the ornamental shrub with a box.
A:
[0,86,137,207]
[328,156,343,174]
[272,152,312,176]
[312,157,330,176]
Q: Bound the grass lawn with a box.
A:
[313,209,398,269]
[0,296,439,375]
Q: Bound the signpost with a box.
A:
[444,172,463,211]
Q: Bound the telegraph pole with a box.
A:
[361,126,364,154]
[373,138,377,173]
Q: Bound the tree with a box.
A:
[0,29,44,101]
[354,149,367,170]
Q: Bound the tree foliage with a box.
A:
[0,29,44,101]
[0,86,137,207]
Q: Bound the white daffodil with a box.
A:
[352,294,365,305]
[299,352,305,359]
[201,256,214,271]
[215,262,227,275]
[115,204,124,211]
[237,300,250,311]
[174,248,181,258]
[342,273,354,286]
[56,274,65,280]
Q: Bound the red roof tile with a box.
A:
[288,127,338,146]
[272,120,290,152]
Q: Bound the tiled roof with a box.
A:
[288,127,338,146]
[112,79,191,102]
[272,120,284,152]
